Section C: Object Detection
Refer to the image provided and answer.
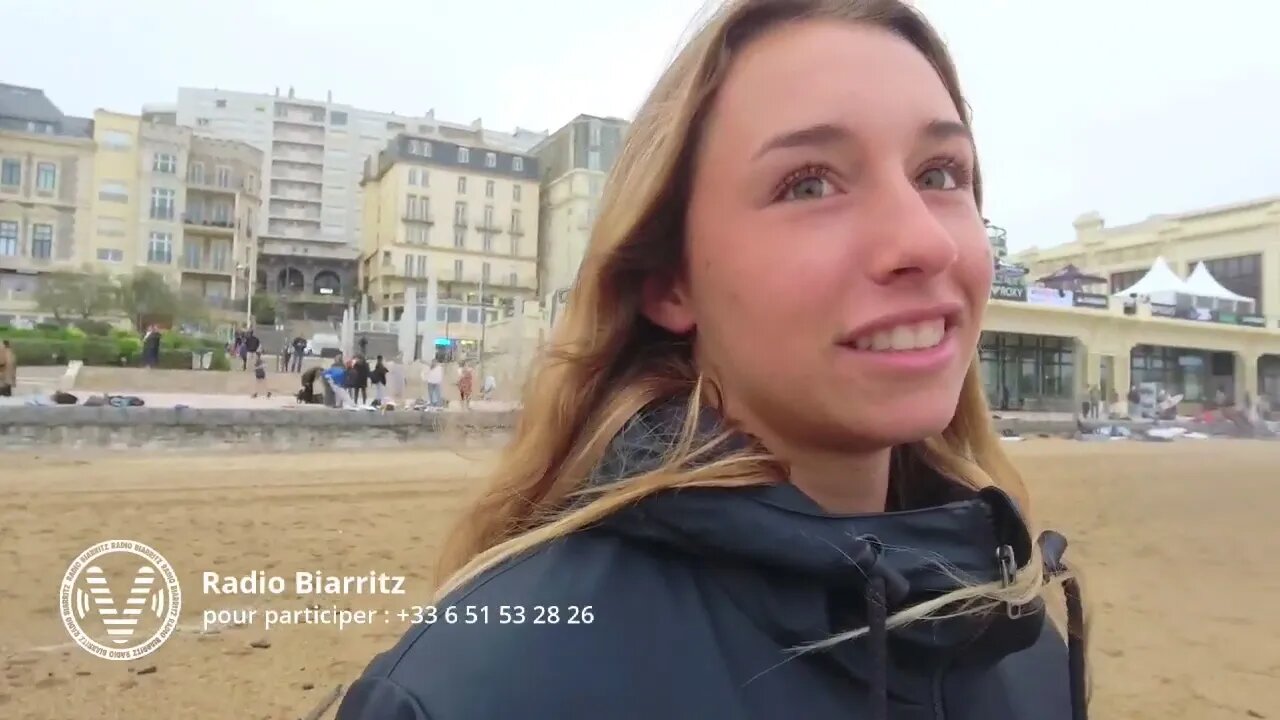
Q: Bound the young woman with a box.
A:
[337,1,1087,718]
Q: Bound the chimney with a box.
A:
[274,86,279,97]
[327,90,332,103]
[288,86,295,99]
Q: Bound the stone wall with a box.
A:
[0,407,516,452]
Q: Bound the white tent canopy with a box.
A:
[1184,262,1252,302]
[1111,256,1191,304]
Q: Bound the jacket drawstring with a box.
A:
[865,575,889,720]
[1038,530,1088,720]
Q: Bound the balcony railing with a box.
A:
[403,213,435,225]
[509,225,525,236]
[475,220,502,233]
[183,215,236,233]
[453,216,468,228]
[181,255,231,273]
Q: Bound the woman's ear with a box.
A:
[640,273,696,334]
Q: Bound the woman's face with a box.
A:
[650,20,991,452]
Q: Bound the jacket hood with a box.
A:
[588,397,1049,665]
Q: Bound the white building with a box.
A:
[145,87,545,252]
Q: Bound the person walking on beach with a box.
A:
[0,339,16,396]
[370,355,389,405]
[424,359,445,407]
[338,2,1088,718]
[456,362,474,410]
[251,353,268,398]
[291,334,307,372]
[140,325,162,369]
[351,355,371,405]
[241,329,260,370]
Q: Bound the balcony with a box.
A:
[269,186,322,203]
[272,147,324,166]
[509,224,526,236]
[273,107,325,127]
[181,254,232,275]
[183,215,236,235]
[273,168,323,185]
[269,206,322,223]
[273,130,325,146]
[402,212,435,225]
[268,226,321,242]
[187,176,239,195]
[475,219,503,234]
[453,216,469,228]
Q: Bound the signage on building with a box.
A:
[1026,286,1074,308]
[1238,314,1267,328]
[1149,302,1178,318]
[989,283,1027,302]
[1072,292,1110,310]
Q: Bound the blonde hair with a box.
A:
[433,0,1075,649]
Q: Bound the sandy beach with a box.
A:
[1,439,1278,719]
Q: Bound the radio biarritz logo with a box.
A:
[59,540,183,660]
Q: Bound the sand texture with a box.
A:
[1,440,1277,719]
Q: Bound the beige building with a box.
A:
[0,84,95,316]
[530,114,629,297]
[88,110,262,308]
[359,133,540,350]
[1015,196,1280,316]
[988,195,1280,411]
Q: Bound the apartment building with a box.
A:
[531,114,629,297]
[88,110,262,308]
[144,86,546,319]
[0,83,95,312]
[360,134,540,350]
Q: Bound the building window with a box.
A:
[458,147,470,163]
[0,221,17,256]
[212,202,231,224]
[216,166,232,188]
[510,209,522,234]
[96,248,124,263]
[589,122,602,146]
[485,152,496,168]
[588,150,601,171]
[148,232,172,264]
[403,254,413,277]
[153,153,176,174]
[416,255,428,278]
[510,235,519,256]
[184,239,202,269]
[1109,269,1145,295]
[382,250,392,266]
[513,185,521,202]
[483,205,495,232]
[408,168,419,186]
[419,170,429,187]
[98,180,128,203]
[453,227,465,249]
[34,162,57,192]
[189,162,205,184]
[508,271,518,287]
[485,180,494,198]
[454,201,467,226]
[331,111,348,126]
[100,130,133,149]
[454,259,463,280]
[457,176,467,194]
[512,157,524,172]
[421,142,432,158]
[31,224,53,259]
[481,262,491,284]
[1,158,20,186]
[150,188,176,220]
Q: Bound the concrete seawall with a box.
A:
[4,403,1240,453]
[0,407,518,452]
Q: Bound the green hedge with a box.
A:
[1,325,228,370]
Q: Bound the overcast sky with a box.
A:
[5,0,1279,254]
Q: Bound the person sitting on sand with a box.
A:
[297,366,321,404]
[337,3,1087,718]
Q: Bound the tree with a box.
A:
[34,267,117,322]
[118,269,178,331]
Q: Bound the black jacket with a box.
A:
[337,401,1086,720]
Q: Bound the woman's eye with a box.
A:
[918,167,957,191]
[785,176,832,201]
